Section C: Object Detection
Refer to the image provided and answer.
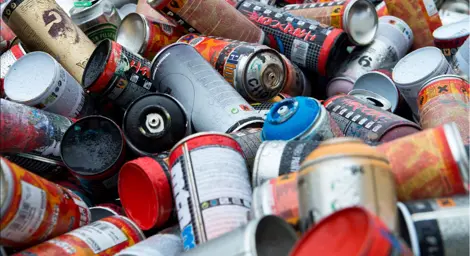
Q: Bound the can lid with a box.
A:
[343,0,378,46]
[433,19,470,40]
[116,13,147,55]
[393,47,445,86]
[118,157,173,230]
[354,71,399,112]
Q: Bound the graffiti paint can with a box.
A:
[15,215,145,255]
[348,89,393,112]
[281,54,311,96]
[178,34,286,102]
[169,132,252,250]
[118,156,173,230]
[229,128,263,171]
[151,43,264,133]
[398,196,469,256]
[433,20,469,63]
[56,180,94,207]
[147,0,265,43]
[117,12,182,60]
[4,52,93,118]
[251,101,276,119]
[0,153,65,181]
[252,140,321,187]
[375,1,389,17]
[377,123,469,201]
[0,43,25,81]
[262,96,335,141]
[327,15,413,96]
[122,93,190,156]
[452,37,469,80]
[60,115,126,202]
[283,0,378,46]
[2,0,95,82]
[393,46,454,116]
[290,207,413,255]
[0,157,91,248]
[89,206,120,222]
[70,0,122,44]
[237,0,349,77]
[0,17,16,54]
[181,216,297,256]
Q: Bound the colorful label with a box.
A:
[69,221,127,253]
[0,44,24,79]
[144,21,182,60]
[418,78,469,109]
[271,173,300,228]
[85,23,117,44]
[283,1,346,29]
[278,140,321,175]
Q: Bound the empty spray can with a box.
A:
[433,19,469,62]
[452,37,469,80]
[169,132,252,250]
[229,128,263,170]
[178,34,286,102]
[0,43,25,83]
[281,54,311,96]
[151,43,264,133]
[348,89,393,112]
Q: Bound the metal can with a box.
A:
[89,206,120,222]
[60,115,126,202]
[348,88,393,112]
[281,54,311,96]
[252,140,321,187]
[0,17,16,54]
[229,128,263,171]
[290,207,413,256]
[169,132,252,250]
[377,122,469,201]
[82,39,155,109]
[70,0,122,44]
[393,46,454,116]
[181,216,297,256]
[439,9,468,26]
[15,215,145,256]
[2,0,95,82]
[56,180,94,207]
[116,12,183,60]
[433,20,469,63]
[1,153,66,181]
[398,196,469,256]
[375,0,389,17]
[0,43,25,81]
[283,0,378,46]
[418,74,469,145]
[440,0,470,15]
[452,36,469,80]
[150,43,264,133]
[122,93,190,156]
[178,34,286,102]
[0,157,91,248]
[4,52,93,118]
[262,96,335,141]
[250,101,276,119]
[237,0,349,77]
[0,99,73,177]
[327,15,413,96]
[118,156,173,230]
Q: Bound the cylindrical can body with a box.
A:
[151,43,264,133]
[0,18,16,54]
[14,216,145,256]
[55,180,94,207]
[452,37,469,80]
[418,75,469,145]
[348,89,393,112]
[89,206,120,222]
[281,54,311,96]
[177,34,286,102]
[323,95,420,144]
[398,196,469,256]
[377,123,469,201]
[0,43,25,80]
[4,52,93,118]
[229,128,263,171]
[0,158,91,248]
[2,0,96,82]
[169,133,252,250]
[1,153,65,181]
[237,0,350,77]
[433,20,469,62]
[252,140,321,187]
[147,0,265,43]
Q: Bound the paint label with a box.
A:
[291,39,309,67]
[1,182,47,242]
[278,141,321,175]
[85,23,117,44]
[418,78,469,109]
[0,48,20,79]
[271,173,300,227]
[69,220,127,253]
[422,0,438,16]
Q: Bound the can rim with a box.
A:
[150,42,188,78]
[353,71,399,112]
[116,12,149,56]
[70,0,114,24]
[89,206,120,219]
[250,215,298,255]
[433,19,470,40]
[348,88,393,112]
[0,158,15,221]
[397,202,420,256]
[82,39,113,91]
[443,122,469,191]
[169,132,234,155]
[228,118,265,133]
[342,0,378,46]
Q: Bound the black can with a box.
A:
[82,39,156,109]
[123,93,190,156]
[60,115,126,202]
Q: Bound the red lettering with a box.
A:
[250,13,318,42]
[262,17,272,26]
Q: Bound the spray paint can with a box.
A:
[56,180,94,207]
[60,115,126,202]
[169,132,252,250]
[151,43,264,133]
[229,128,263,171]
[250,101,276,119]
[377,123,469,201]
[2,0,95,82]
[4,52,93,118]
[15,215,145,255]
[433,20,469,62]
[237,0,349,77]
[281,54,311,96]
[348,89,393,112]
[0,17,16,54]
[398,196,469,256]
[122,93,190,156]
[116,12,183,60]
[89,206,120,222]
[0,153,66,181]
[375,1,389,17]
[82,39,155,109]
[0,158,91,248]
[177,34,286,102]
[70,0,122,44]
[452,37,469,80]
[0,43,25,82]
[147,0,265,43]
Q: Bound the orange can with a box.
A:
[0,157,91,248]
[377,123,469,201]
[14,215,145,256]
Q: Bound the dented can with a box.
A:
[229,128,263,171]
[433,19,469,62]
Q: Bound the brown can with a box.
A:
[2,0,95,82]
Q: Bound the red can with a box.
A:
[0,18,16,54]
[432,20,469,62]
[14,216,145,256]
[281,54,311,97]
[0,158,91,248]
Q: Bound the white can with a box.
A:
[0,43,26,80]
[4,52,92,118]
[453,37,469,80]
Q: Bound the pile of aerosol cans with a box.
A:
[0,0,469,255]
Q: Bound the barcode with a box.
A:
[9,201,30,232]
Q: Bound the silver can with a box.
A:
[229,128,263,171]
[453,37,469,80]
[398,196,469,256]
[89,206,120,222]
[348,88,393,112]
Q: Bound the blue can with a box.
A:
[261,96,334,141]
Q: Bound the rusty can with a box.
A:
[377,122,469,201]
[14,215,145,255]
[433,19,469,62]
[0,157,91,248]
[281,54,311,97]
[229,128,263,171]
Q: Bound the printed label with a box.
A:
[85,24,117,44]
[69,221,127,253]
[0,49,19,79]
[418,78,468,109]
[291,39,309,67]
[278,141,321,175]
[422,0,438,16]
[272,173,299,226]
